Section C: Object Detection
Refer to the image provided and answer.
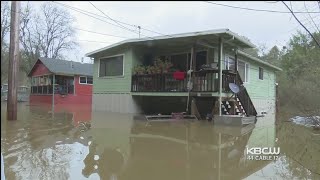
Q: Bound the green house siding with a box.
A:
[241,55,276,100]
[224,53,276,100]
[93,48,133,93]
[92,46,277,99]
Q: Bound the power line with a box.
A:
[283,16,320,35]
[204,1,320,14]
[88,1,175,38]
[52,1,155,40]
[76,40,111,43]
[303,1,320,32]
[73,27,130,38]
[53,1,174,40]
[88,1,137,34]
[54,1,175,39]
[52,2,133,31]
[282,1,320,48]
[17,4,134,42]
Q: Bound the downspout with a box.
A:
[218,38,223,116]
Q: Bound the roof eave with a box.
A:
[238,51,282,71]
[85,29,255,57]
[225,30,256,48]
[27,58,54,77]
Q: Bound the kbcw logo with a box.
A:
[246,147,280,155]
[246,147,280,160]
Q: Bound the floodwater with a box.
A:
[1,102,320,180]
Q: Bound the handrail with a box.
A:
[234,71,257,116]
[131,71,236,93]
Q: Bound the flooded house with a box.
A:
[86,29,282,123]
[28,57,93,124]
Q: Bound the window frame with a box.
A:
[79,76,93,85]
[259,67,264,80]
[98,54,125,78]
[225,56,235,70]
[238,60,250,83]
[225,55,250,83]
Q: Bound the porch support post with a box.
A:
[52,74,55,113]
[235,49,238,72]
[235,48,238,83]
[186,45,196,113]
[218,37,223,116]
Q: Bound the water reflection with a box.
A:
[1,103,319,180]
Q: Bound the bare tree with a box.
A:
[39,3,77,58]
[1,1,11,82]
[19,2,78,74]
[1,1,10,48]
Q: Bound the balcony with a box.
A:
[131,70,236,93]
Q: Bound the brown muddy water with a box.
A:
[1,102,320,180]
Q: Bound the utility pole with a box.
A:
[7,1,21,120]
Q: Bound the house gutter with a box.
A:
[237,51,282,71]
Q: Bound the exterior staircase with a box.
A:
[221,71,257,116]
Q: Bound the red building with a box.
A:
[28,57,93,124]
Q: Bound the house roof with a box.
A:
[28,57,93,77]
[237,51,282,71]
[86,28,256,57]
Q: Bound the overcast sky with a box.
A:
[31,1,320,63]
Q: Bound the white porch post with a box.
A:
[218,38,224,116]
[52,74,55,113]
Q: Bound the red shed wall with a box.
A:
[74,75,92,96]
[30,60,51,76]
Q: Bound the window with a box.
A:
[225,56,250,82]
[246,64,250,82]
[158,51,206,72]
[259,67,264,80]
[99,55,124,77]
[195,51,207,71]
[171,53,189,71]
[238,61,249,83]
[80,76,87,84]
[225,56,235,70]
[87,77,93,84]
[79,76,93,84]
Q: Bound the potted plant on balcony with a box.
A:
[133,65,145,75]
[146,66,154,74]
[162,61,173,73]
[154,65,162,74]
[154,59,163,74]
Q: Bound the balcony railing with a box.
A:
[131,70,236,93]
[31,85,74,95]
